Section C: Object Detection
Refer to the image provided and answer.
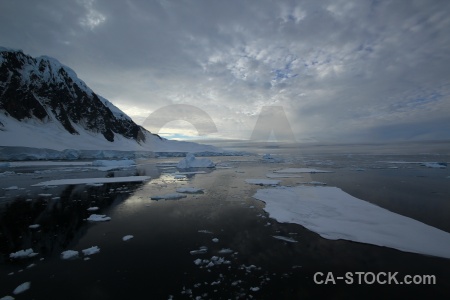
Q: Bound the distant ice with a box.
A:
[82,246,100,256]
[150,193,187,200]
[0,295,14,300]
[87,207,99,211]
[86,183,104,187]
[421,162,447,169]
[245,179,280,186]
[173,171,207,175]
[261,154,284,163]
[212,238,219,243]
[61,250,79,260]
[218,248,233,254]
[266,173,303,178]
[190,246,208,255]
[0,162,10,167]
[92,159,135,167]
[198,230,213,234]
[28,224,40,229]
[10,249,38,259]
[274,168,332,173]
[250,287,260,292]
[87,214,111,222]
[122,235,134,241]
[12,282,30,295]
[32,176,150,186]
[254,186,450,259]
[176,187,204,194]
[177,153,215,168]
[273,236,298,243]
[2,186,19,190]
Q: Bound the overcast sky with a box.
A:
[1,0,449,142]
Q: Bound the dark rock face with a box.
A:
[0,48,147,143]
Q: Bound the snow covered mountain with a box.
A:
[0,47,218,156]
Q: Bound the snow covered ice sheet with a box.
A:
[253,185,450,259]
[32,176,150,186]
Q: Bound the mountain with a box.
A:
[0,47,218,156]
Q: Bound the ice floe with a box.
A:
[122,235,134,241]
[253,185,450,259]
[0,295,14,300]
[12,282,30,295]
[421,162,447,168]
[176,187,204,194]
[87,214,111,222]
[28,224,40,229]
[272,236,298,243]
[274,168,332,173]
[266,173,303,178]
[218,248,234,254]
[9,248,38,259]
[190,246,208,255]
[245,179,280,186]
[32,176,150,186]
[212,238,219,243]
[2,186,19,190]
[61,250,79,260]
[151,193,187,200]
[87,207,99,211]
[177,153,215,168]
[82,246,100,256]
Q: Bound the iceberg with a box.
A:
[253,185,450,259]
[176,153,215,168]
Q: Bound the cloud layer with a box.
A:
[1,0,449,142]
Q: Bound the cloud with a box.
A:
[1,0,449,142]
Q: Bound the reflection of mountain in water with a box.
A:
[0,182,140,264]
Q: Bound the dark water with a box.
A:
[1,143,450,299]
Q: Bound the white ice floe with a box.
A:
[0,295,15,300]
[273,236,298,243]
[32,176,150,186]
[150,193,187,200]
[87,214,111,222]
[218,248,233,254]
[61,250,79,260]
[190,246,208,255]
[245,179,280,186]
[122,235,134,241]
[266,173,304,178]
[198,230,213,234]
[82,246,100,256]
[87,207,99,211]
[12,282,30,295]
[250,287,260,292]
[274,168,332,173]
[2,186,18,190]
[176,187,204,194]
[28,224,40,229]
[421,162,447,169]
[9,249,38,259]
[212,238,219,243]
[253,185,450,259]
[177,153,215,168]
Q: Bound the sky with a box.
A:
[1,0,449,143]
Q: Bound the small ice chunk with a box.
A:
[421,162,447,168]
[13,282,30,295]
[28,224,40,229]
[38,194,52,197]
[250,287,260,292]
[82,246,100,256]
[212,238,219,243]
[0,295,15,300]
[86,183,104,187]
[87,207,99,211]
[122,235,134,241]
[151,193,187,200]
[61,250,79,260]
[245,179,280,186]
[273,236,298,243]
[10,249,38,259]
[198,230,213,234]
[176,187,204,194]
[87,214,111,222]
[194,258,203,265]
